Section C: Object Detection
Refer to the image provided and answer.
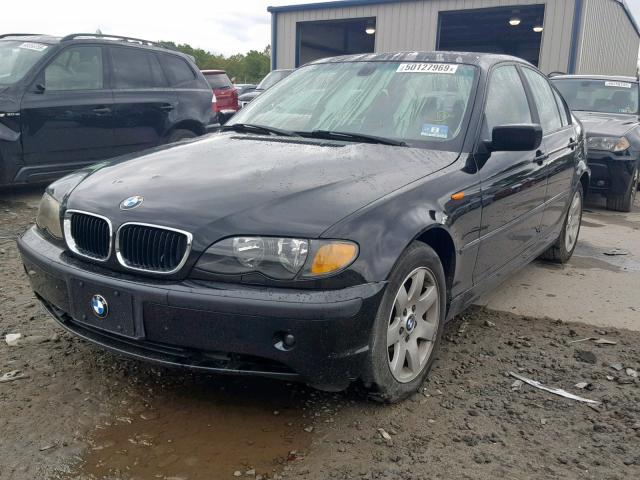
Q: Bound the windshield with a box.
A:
[204,73,232,89]
[229,61,477,147]
[552,79,639,115]
[0,40,50,85]
[257,70,291,90]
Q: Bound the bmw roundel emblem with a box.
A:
[91,294,108,318]
[120,195,144,210]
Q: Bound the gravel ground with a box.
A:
[1,189,639,480]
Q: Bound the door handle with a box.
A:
[160,104,175,112]
[533,150,548,165]
[568,137,579,149]
[92,106,111,115]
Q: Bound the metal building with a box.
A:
[268,0,640,75]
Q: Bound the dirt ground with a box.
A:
[1,187,639,480]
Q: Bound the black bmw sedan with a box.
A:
[19,52,589,403]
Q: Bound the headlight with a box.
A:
[36,192,62,239]
[195,237,358,280]
[35,169,95,240]
[587,136,630,152]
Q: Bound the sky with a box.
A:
[2,0,640,57]
[0,1,320,56]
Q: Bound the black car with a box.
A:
[552,75,639,211]
[18,52,588,403]
[0,33,213,187]
[237,69,293,108]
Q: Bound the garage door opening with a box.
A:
[437,5,545,66]
[296,17,376,67]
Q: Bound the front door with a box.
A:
[473,64,547,282]
[518,69,577,234]
[20,45,114,180]
[109,46,177,156]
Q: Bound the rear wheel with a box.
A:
[364,242,446,403]
[540,184,583,263]
[606,167,638,212]
[166,129,197,144]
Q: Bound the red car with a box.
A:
[201,70,239,123]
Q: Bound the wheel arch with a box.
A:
[167,119,206,137]
[413,225,457,301]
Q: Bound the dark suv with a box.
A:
[551,75,639,211]
[0,33,213,186]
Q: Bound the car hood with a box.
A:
[573,111,638,137]
[67,134,458,249]
[238,90,262,101]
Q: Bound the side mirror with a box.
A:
[489,124,543,152]
[34,83,46,94]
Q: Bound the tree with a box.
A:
[159,41,271,84]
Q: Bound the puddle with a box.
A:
[580,220,605,228]
[572,241,640,272]
[66,378,312,480]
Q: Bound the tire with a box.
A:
[364,241,446,403]
[166,129,197,144]
[606,167,638,212]
[540,183,583,263]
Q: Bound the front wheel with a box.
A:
[606,167,638,212]
[540,183,583,263]
[364,242,446,403]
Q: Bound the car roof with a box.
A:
[308,51,532,69]
[0,33,195,62]
[551,74,638,83]
[0,34,61,44]
[201,70,227,75]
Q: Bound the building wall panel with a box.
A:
[576,0,639,75]
[274,0,578,73]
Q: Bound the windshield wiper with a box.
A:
[301,130,407,146]
[222,123,300,138]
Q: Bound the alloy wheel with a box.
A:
[387,267,440,383]
[564,190,582,252]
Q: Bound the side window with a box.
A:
[522,68,563,133]
[552,88,571,126]
[160,54,196,87]
[484,65,532,134]
[111,47,167,89]
[44,46,103,91]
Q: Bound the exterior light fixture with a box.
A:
[533,25,544,33]
[365,26,376,35]
[509,17,521,26]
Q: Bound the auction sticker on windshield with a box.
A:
[605,81,632,89]
[19,42,48,52]
[397,63,459,74]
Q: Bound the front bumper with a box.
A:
[587,151,639,195]
[18,227,385,390]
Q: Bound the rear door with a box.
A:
[109,46,177,155]
[159,54,212,127]
[473,64,548,282]
[20,44,114,176]
[521,67,577,233]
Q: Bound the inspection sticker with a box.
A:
[19,42,48,52]
[397,63,459,74]
[605,81,632,88]
[421,123,449,139]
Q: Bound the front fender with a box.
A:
[323,156,483,297]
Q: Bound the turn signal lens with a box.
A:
[306,242,358,276]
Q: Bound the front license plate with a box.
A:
[69,278,135,337]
